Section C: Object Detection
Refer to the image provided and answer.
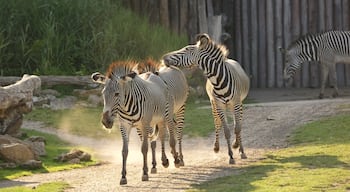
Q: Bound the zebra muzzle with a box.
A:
[102,111,114,129]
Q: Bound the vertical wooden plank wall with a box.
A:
[123,0,350,88]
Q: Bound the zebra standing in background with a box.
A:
[134,58,189,166]
[282,30,350,99]
[162,33,250,164]
[91,61,179,185]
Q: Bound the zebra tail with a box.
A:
[148,125,159,141]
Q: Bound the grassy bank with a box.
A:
[189,114,350,192]
[0,129,97,180]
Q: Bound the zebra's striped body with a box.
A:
[91,61,179,185]
[162,34,250,164]
[284,30,350,98]
[135,59,189,166]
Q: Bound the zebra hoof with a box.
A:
[229,158,235,164]
[142,174,149,181]
[120,178,127,185]
[162,159,169,168]
[179,159,185,167]
[174,159,181,168]
[241,153,248,159]
[151,167,157,174]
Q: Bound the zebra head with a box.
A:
[91,71,136,129]
[162,33,213,68]
[282,46,308,86]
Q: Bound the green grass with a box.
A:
[0,181,69,192]
[0,129,97,180]
[0,0,188,76]
[188,114,350,192]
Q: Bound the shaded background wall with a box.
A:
[122,0,350,88]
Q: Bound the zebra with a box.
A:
[162,33,250,164]
[282,30,350,99]
[91,61,179,185]
[134,58,189,166]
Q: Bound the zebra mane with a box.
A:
[287,31,335,50]
[211,41,229,59]
[136,58,161,73]
[106,60,138,78]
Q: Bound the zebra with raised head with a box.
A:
[135,58,189,166]
[91,61,179,185]
[283,30,350,99]
[162,33,250,164]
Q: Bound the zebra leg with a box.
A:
[213,102,234,164]
[165,102,180,167]
[150,140,157,174]
[329,64,339,98]
[158,122,169,168]
[319,63,329,99]
[175,105,185,166]
[141,127,149,181]
[210,100,222,153]
[119,126,129,185]
[232,103,247,159]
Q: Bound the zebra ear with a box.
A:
[121,71,137,81]
[91,72,106,84]
[196,33,211,48]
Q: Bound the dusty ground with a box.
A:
[1,88,350,192]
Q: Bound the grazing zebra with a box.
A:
[283,30,350,99]
[91,61,179,185]
[135,58,189,166]
[162,33,250,164]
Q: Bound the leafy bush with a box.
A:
[0,0,187,75]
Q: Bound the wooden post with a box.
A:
[170,0,180,34]
[275,0,284,88]
[198,0,208,33]
[258,0,267,88]
[179,0,188,35]
[241,0,251,82]
[188,0,198,42]
[250,0,258,88]
[266,0,275,88]
[159,0,170,29]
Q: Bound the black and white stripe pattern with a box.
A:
[163,33,250,164]
[284,30,350,98]
[136,59,189,166]
[91,61,179,185]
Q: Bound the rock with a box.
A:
[25,136,46,143]
[87,94,103,106]
[20,160,42,169]
[0,162,17,169]
[49,96,77,110]
[0,74,41,136]
[79,152,92,161]
[68,158,80,164]
[40,89,60,97]
[0,143,35,164]
[55,149,91,163]
[26,141,46,157]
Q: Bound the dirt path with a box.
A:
[1,88,350,192]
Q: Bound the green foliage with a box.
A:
[0,129,97,180]
[0,0,187,76]
[0,181,69,192]
[189,114,350,192]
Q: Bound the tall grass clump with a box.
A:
[0,0,187,76]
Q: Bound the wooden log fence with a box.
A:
[123,0,350,88]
